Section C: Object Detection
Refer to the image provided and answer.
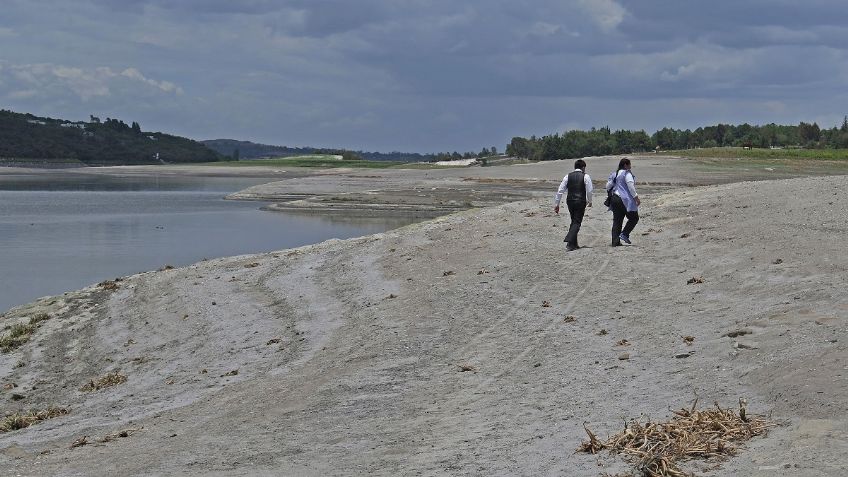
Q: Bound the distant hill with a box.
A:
[202,139,436,162]
[0,109,220,166]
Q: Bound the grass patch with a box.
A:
[386,162,469,169]
[80,371,128,392]
[0,408,69,432]
[194,155,462,169]
[196,155,408,169]
[0,313,50,353]
[640,147,848,177]
[656,147,848,160]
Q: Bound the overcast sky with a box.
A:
[3,1,848,152]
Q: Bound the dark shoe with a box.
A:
[611,241,621,247]
[566,245,577,252]
[619,233,631,245]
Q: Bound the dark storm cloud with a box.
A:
[1,0,848,151]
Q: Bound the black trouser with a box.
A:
[610,195,639,245]
[564,200,587,248]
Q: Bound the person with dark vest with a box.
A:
[554,159,593,251]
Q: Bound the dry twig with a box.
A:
[98,427,143,443]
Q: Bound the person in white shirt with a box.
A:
[554,159,593,251]
[605,157,640,246]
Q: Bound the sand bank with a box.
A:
[1,158,847,475]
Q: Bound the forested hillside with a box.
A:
[0,110,220,165]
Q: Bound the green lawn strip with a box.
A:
[386,162,469,169]
[191,155,475,169]
[194,155,407,168]
[657,147,848,161]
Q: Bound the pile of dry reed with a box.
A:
[578,398,776,477]
[0,408,69,432]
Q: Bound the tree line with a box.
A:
[507,128,651,161]
[429,147,498,162]
[506,119,848,161]
[0,109,220,165]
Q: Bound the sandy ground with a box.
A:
[1,157,848,476]
[223,154,848,216]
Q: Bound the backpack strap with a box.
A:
[608,170,619,190]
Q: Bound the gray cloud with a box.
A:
[1,0,848,152]
[0,62,182,101]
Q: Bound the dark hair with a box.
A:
[617,157,631,171]
[574,159,587,170]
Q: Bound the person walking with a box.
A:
[606,157,640,246]
[554,159,593,251]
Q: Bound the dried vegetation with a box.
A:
[0,408,69,433]
[98,280,120,291]
[71,427,143,448]
[80,371,128,392]
[0,313,50,352]
[578,399,776,476]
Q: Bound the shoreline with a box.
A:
[0,171,418,314]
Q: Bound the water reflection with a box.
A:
[0,174,420,312]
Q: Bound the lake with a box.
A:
[0,173,417,313]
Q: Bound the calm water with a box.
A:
[0,173,416,313]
